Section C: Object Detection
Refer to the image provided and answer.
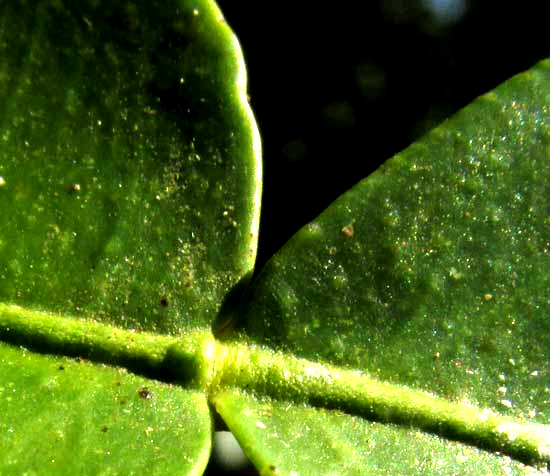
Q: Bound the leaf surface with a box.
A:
[0,0,261,332]
[214,389,542,476]
[0,0,260,473]
[235,60,550,472]
[0,341,211,475]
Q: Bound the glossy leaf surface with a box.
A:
[0,0,260,473]
[214,389,541,475]
[0,0,261,333]
[1,0,548,474]
[0,342,211,475]
[239,60,549,472]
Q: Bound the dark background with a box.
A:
[216,0,548,272]
[206,1,548,473]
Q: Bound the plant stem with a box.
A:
[1,302,549,467]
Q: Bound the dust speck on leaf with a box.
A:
[341,224,354,238]
[138,387,152,399]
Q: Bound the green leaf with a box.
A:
[0,0,260,473]
[237,60,549,471]
[213,389,541,476]
[1,0,548,474]
[0,341,211,475]
[0,0,261,331]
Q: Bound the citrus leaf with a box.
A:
[0,0,260,473]
[239,60,549,472]
[0,0,261,332]
[213,389,543,476]
[0,341,212,475]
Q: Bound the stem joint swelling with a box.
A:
[1,303,549,468]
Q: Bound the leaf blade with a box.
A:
[214,389,544,476]
[0,0,261,472]
[243,59,549,411]
[0,0,261,333]
[238,60,550,471]
[0,342,212,475]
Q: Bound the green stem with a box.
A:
[1,303,549,467]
